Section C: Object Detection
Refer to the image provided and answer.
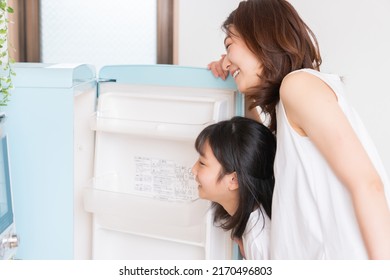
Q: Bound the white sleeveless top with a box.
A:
[242,207,271,260]
[271,69,390,259]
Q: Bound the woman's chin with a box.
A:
[236,84,248,94]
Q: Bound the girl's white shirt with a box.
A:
[271,68,390,259]
[242,207,271,260]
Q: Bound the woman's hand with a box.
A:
[207,54,228,80]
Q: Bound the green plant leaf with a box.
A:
[0,0,15,106]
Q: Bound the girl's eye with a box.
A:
[225,43,231,50]
[199,160,205,166]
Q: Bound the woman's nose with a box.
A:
[221,54,231,71]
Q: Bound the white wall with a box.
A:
[289,0,390,175]
[175,0,241,67]
[176,0,390,175]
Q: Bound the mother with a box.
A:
[208,0,390,259]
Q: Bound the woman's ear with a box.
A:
[228,172,239,191]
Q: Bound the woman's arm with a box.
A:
[280,71,390,259]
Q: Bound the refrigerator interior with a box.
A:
[84,77,242,259]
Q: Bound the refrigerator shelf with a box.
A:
[83,168,214,250]
[91,84,231,139]
[90,113,213,140]
[89,170,199,202]
[83,186,210,246]
[91,211,207,247]
[83,187,209,227]
[97,88,228,123]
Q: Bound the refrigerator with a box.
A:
[4,63,243,260]
[0,112,19,259]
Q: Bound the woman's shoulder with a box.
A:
[282,69,320,87]
[279,69,340,136]
[280,69,339,101]
[282,69,341,87]
[280,69,318,101]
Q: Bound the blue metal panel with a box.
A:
[98,64,237,89]
[0,130,13,234]
[3,63,96,259]
[12,63,96,89]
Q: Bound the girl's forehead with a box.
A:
[202,141,212,155]
[202,141,219,162]
[198,139,210,157]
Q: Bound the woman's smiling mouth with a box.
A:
[232,69,241,78]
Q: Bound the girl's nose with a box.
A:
[191,163,197,176]
[221,54,231,71]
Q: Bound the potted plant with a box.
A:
[0,0,14,107]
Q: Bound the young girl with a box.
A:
[208,0,390,259]
[192,116,276,259]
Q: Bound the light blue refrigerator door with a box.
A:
[84,65,243,259]
[4,63,97,259]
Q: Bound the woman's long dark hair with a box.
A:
[223,0,322,132]
[195,116,276,239]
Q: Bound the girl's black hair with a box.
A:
[195,116,276,239]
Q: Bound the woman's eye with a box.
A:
[224,37,233,50]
